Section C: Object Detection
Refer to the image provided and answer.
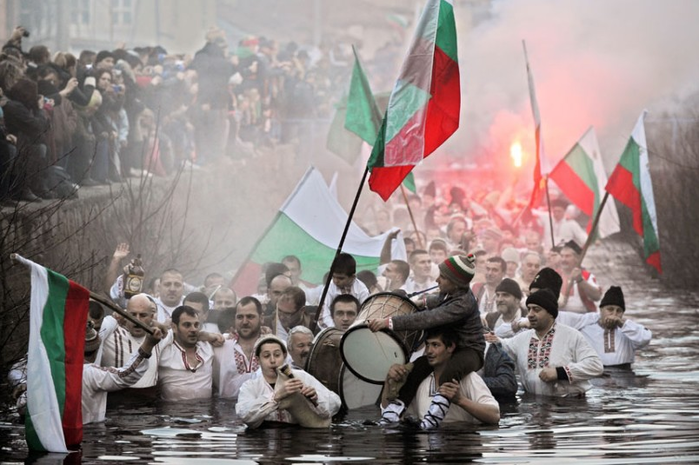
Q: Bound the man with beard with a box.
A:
[496,289,603,396]
[213,297,264,399]
[158,305,220,401]
[483,278,525,339]
[287,326,314,369]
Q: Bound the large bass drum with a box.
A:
[305,328,343,394]
[339,363,383,410]
[340,292,422,384]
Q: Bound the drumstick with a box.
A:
[406,285,438,298]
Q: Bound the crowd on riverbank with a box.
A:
[0,25,389,204]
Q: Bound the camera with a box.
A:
[22,30,30,38]
[112,84,123,92]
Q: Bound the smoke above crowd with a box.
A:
[451,0,699,174]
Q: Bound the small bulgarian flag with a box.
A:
[605,111,661,273]
[550,126,620,239]
[367,0,460,201]
[15,254,90,452]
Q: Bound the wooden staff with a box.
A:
[400,184,424,249]
[10,253,155,335]
[312,166,370,332]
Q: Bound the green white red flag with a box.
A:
[367,0,460,201]
[550,126,620,239]
[231,168,407,296]
[523,40,547,210]
[605,111,662,273]
[344,46,382,145]
[15,254,90,452]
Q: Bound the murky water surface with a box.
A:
[1,244,698,464]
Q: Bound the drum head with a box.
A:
[340,324,407,384]
[305,328,343,394]
[339,363,383,410]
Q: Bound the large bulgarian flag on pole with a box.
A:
[550,126,620,239]
[14,254,90,452]
[231,168,407,296]
[367,0,460,201]
[605,111,662,273]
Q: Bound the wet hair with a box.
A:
[425,327,459,349]
[331,253,356,276]
[171,305,198,325]
[487,256,507,273]
[236,296,263,315]
[279,286,306,311]
[183,291,209,312]
[356,270,378,290]
[330,294,360,317]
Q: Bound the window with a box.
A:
[111,0,134,26]
[71,0,91,25]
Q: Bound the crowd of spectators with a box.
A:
[0,25,361,204]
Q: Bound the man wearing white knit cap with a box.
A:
[369,254,484,429]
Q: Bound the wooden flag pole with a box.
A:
[312,166,369,332]
[544,176,556,249]
[400,184,424,249]
[577,191,611,266]
[10,253,155,335]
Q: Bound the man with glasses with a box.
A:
[266,286,312,341]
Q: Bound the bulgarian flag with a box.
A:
[231,168,407,296]
[605,111,662,273]
[14,254,90,452]
[550,126,620,239]
[367,0,460,201]
[522,40,548,211]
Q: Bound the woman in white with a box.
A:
[235,335,341,428]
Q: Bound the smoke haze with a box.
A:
[452,0,699,172]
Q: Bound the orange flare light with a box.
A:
[510,142,523,168]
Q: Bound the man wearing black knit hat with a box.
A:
[579,286,652,368]
[494,289,603,397]
[484,278,525,338]
[369,254,484,429]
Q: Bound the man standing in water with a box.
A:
[213,297,264,399]
[496,289,603,396]
[579,286,652,368]
[369,254,484,429]
[380,327,500,426]
[158,305,220,401]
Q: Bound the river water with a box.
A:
[1,240,698,464]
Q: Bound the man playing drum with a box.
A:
[368,254,485,429]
